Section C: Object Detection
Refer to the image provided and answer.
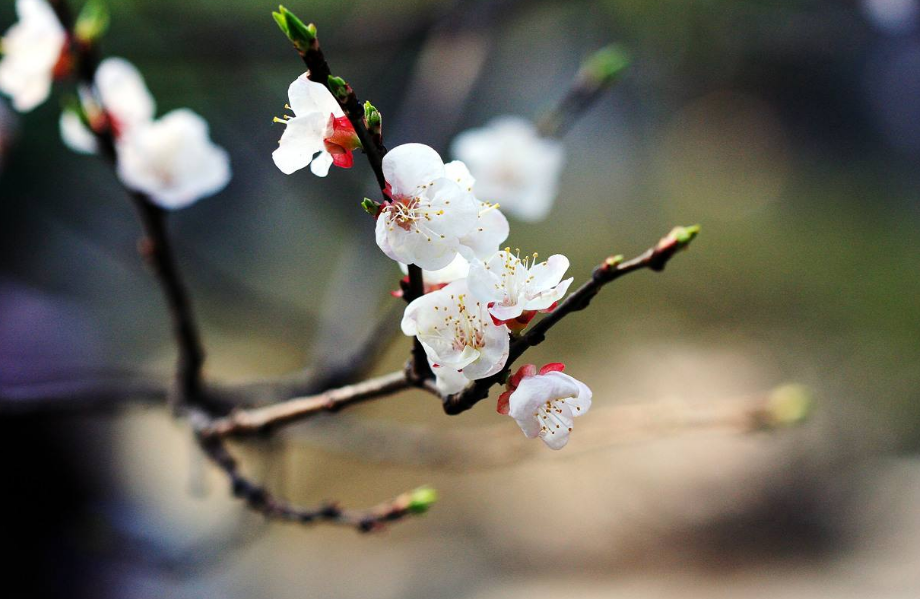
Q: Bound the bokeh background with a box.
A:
[2,0,920,597]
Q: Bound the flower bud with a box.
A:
[364,100,382,136]
[326,75,350,101]
[580,44,630,87]
[406,486,438,514]
[361,197,381,216]
[764,384,813,428]
[272,5,316,52]
[75,0,110,46]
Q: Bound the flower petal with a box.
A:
[272,112,327,175]
[382,143,445,197]
[287,73,343,118]
[309,150,334,177]
[457,203,509,260]
[59,110,98,154]
[95,57,155,128]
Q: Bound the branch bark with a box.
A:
[193,414,430,532]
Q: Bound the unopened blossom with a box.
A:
[0,0,67,112]
[468,249,573,323]
[401,279,510,394]
[451,116,565,223]
[60,57,156,154]
[500,363,592,450]
[272,73,361,176]
[376,144,509,271]
[116,109,231,210]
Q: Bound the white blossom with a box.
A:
[376,144,508,271]
[451,116,565,223]
[468,250,573,322]
[502,363,592,450]
[0,0,66,112]
[60,57,155,154]
[116,109,231,210]
[444,159,510,260]
[401,279,510,394]
[399,254,470,287]
[272,73,360,176]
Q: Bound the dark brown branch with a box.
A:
[296,35,387,190]
[442,226,700,415]
[50,1,207,409]
[285,27,440,384]
[193,416,430,532]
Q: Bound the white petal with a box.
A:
[309,150,334,177]
[116,108,230,210]
[0,0,65,112]
[450,115,565,223]
[458,319,509,380]
[432,365,469,395]
[399,254,470,285]
[529,254,570,291]
[458,203,509,260]
[443,160,476,190]
[382,143,445,197]
[466,257,505,304]
[287,73,343,118]
[271,112,326,175]
[95,57,155,127]
[525,277,573,312]
[489,302,524,321]
[507,372,582,421]
[59,110,98,154]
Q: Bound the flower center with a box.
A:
[536,398,574,436]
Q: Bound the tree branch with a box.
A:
[295,31,387,190]
[442,225,700,415]
[192,414,432,532]
[200,371,411,439]
[49,1,208,409]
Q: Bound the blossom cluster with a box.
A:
[0,0,231,210]
[268,73,588,448]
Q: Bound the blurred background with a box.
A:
[2,0,920,597]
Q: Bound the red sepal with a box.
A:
[496,390,511,415]
[538,362,566,375]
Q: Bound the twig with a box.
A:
[193,416,429,532]
[49,0,208,408]
[294,31,387,190]
[442,226,700,415]
[536,45,630,139]
[281,23,437,383]
[200,371,411,439]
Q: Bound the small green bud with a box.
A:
[273,5,316,52]
[74,0,110,45]
[672,224,701,246]
[364,101,382,134]
[361,197,381,215]
[407,486,438,514]
[581,44,630,86]
[604,254,624,268]
[765,384,813,428]
[327,75,349,101]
